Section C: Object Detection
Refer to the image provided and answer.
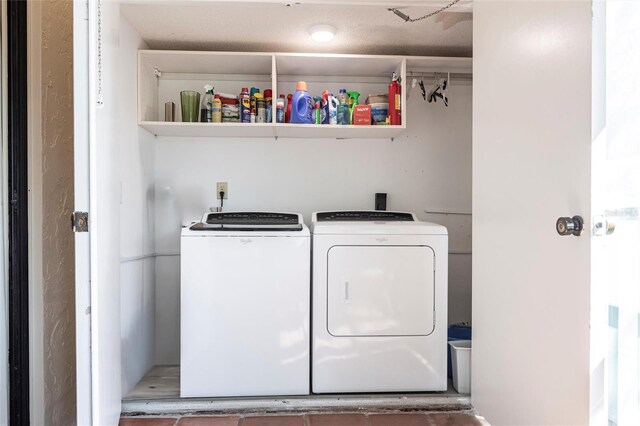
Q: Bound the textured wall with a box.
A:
[41,0,76,424]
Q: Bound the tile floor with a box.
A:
[119,412,490,426]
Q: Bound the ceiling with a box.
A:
[121,1,472,57]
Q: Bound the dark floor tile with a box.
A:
[427,413,489,426]
[368,413,432,426]
[241,415,304,426]
[119,418,178,426]
[307,413,367,426]
[178,416,240,426]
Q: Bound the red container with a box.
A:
[285,93,293,123]
[388,76,401,125]
[353,105,372,126]
[264,89,272,105]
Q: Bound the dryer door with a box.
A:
[327,245,435,337]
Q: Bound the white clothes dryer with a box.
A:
[311,211,448,393]
[181,212,310,397]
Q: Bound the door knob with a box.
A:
[593,215,616,236]
[556,216,584,236]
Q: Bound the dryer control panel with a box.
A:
[316,211,415,222]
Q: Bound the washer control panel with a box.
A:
[316,211,415,222]
[191,212,303,231]
[206,212,300,226]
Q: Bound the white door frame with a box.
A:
[73,0,93,424]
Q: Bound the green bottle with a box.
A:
[315,102,322,124]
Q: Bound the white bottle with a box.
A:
[202,84,214,123]
[327,93,339,125]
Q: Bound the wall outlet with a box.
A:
[216,182,228,199]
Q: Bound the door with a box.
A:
[327,245,435,336]
[591,1,640,424]
[472,1,593,425]
[74,0,122,424]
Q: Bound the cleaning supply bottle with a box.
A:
[276,96,285,123]
[212,94,222,123]
[337,88,350,125]
[327,93,338,125]
[264,89,272,106]
[388,72,401,125]
[347,91,360,125]
[321,91,330,124]
[264,89,273,122]
[290,81,313,124]
[202,85,214,122]
[285,94,293,123]
[250,87,260,114]
[314,102,322,124]
[239,87,251,123]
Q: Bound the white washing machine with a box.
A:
[311,211,448,393]
[181,212,310,397]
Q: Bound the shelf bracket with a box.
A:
[154,68,162,78]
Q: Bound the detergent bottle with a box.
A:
[347,91,360,124]
[337,89,350,125]
[290,81,313,124]
[285,94,293,123]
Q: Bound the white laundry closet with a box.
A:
[74,1,474,423]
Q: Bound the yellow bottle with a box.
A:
[212,96,222,123]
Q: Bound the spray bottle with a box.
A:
[337,89,350,125]
[347,91,360,125]
[202,84,215,123]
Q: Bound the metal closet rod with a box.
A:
[407,71,473,82]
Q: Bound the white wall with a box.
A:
[472,1,592,424]
[153,82,473,364]
[119,15,156,397]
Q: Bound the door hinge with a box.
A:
[71,211,89,232]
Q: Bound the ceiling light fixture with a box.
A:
[308,25,336,43]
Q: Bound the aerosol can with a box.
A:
[388,72,401,125]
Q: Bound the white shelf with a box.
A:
[276,53,403,77]
[139,121,406,140]
[406,56,472,74]
[138,50,467,139]
[139,50,273,75]
[273,123,405,140]
[139,122,275,138]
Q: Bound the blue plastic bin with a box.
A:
[448,325,472,378]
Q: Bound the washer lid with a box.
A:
[193,211,303,231]
[311,211,447,235]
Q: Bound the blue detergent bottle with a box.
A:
[290,81,313,124]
